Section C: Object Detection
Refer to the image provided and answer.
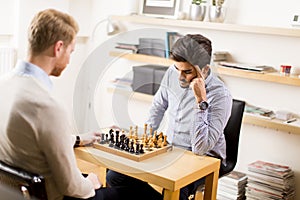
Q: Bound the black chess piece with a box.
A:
[109,130,114,147]
[114,130,120,148]
[129,140,135,154]
[135,143,140,155]
[100,133,105,144]
[139,144,144,154]
[124,137,130,152]
[105,133,109,143]
[119,134,126,150]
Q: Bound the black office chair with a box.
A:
[219,99,245,177]
[194,99,245,200]
[0,161,48,200]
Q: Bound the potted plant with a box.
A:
[189,0,207,21]
[209,0,226,22]
[212,0,224,7]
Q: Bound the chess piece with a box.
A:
[100,133,106,144]
[114,130,120,148]
[129,140,135,154]
[105,133,109,143]
[124,137,130,152]
[163,135,168,146]
[153,131,157,146]
[135,143,140,155]
[119,134,126,150]
[139,144,145,154]
[109,129,114,147]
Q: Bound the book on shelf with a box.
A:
[213,51,228,62]
[115,42,139,53]
[165,32,181,58]
[108,78,133,91]
[219,61,276,73]
[245,104,275,119]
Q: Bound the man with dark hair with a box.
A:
[107,34,232,199]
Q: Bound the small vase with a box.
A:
[189,4,206,21]
[208,6,226,23]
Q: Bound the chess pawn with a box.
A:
[139,144,144,154]
[152,131,157,145]
[129,140,135,154]
[163,135,168,146]
[114,130,120,148]
[148,138,154,148]
[135,143,140,155]
[157,137,163,148]
[158,132,163,139]
[100,133,106,144]
[124,137,130,152]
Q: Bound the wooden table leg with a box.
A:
[203,169,219,200]
[163,189,180,200]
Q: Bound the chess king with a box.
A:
[106,34,232,200]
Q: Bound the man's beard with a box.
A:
[179,79,189,88]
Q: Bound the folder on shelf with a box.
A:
[165,32,182,58]
[219,61,276,73]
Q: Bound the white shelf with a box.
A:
[111,15,300,38]
[107,86,300,135]
[109,52,300,87]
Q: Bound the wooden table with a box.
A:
[75,146,220,200]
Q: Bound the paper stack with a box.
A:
[217,171,248,200]
[246,160,295,200]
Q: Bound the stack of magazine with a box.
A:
[217,171,248,200]
[246,160,295,200]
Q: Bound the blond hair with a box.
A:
[28,9,79,55]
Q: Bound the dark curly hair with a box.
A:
[170,34,212,69]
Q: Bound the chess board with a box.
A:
[93,126,172,162]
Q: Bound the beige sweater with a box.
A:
[0,73,95,200]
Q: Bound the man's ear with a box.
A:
[53,40,64,57]
[202,65,210,78]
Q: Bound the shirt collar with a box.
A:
[14,60,53,91]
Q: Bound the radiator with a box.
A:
[0,47,16,75]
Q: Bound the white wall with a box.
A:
[1,0,300,198]
[91,0,300,198]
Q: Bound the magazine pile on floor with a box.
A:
[246,160,295,200]
[217,171,247,200]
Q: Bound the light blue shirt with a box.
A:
[13,60,52,91]
[146,65,232,164]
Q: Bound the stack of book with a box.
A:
[246,160,295,200]
[244,104,276,119]
[219,61,276,73]
[213,51,228,62]
[115,42,139,53]
[217,171,248,200]
[108,78,132,91]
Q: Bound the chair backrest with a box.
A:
[0,161,47,200]
[219,99,245,177]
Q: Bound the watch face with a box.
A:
[199,101,208,110]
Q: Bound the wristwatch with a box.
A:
[198,101,209,110]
